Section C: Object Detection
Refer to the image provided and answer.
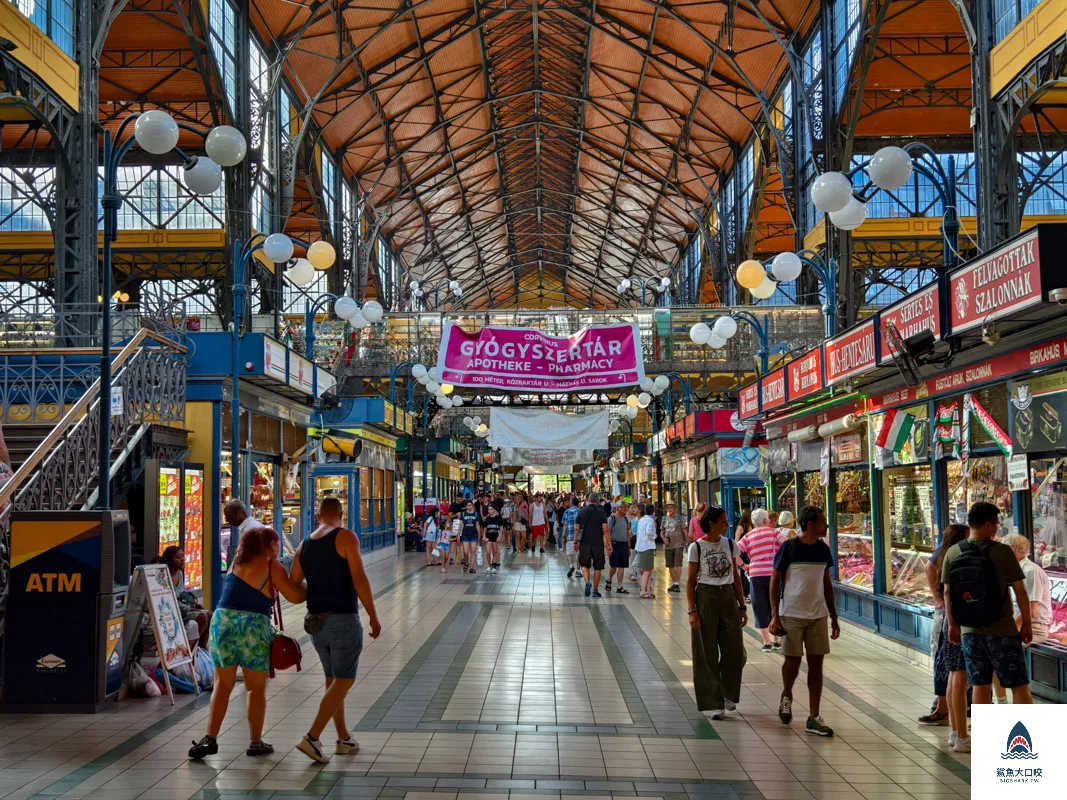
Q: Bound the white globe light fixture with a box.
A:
[307,240,336,271]
[771,251,803,283]
[334,296,360,321]
[809,171,853,213]
[441,384,454,395]
[452,395,464,407]
[411,363,428,382]
[361,300,384,323]
[439,396,452,409]
[409,280,420,292]
[183,157,223,195]
[750,277,778,300]
[625,405,639,420]
[425,380,440,395]
[712,316,738,340]
[626,394,639,408]
[472,415,482,426]
[707,334,727,349]
[736,259,766,290]
[262,233,294,264]
[350,310,369,329]
[829,197,868,231]
[689,322,712,345]
[463,416,474,428]
[654,374,670,392]
[477,423,488,433]
[637,392,652,408]
[428,368,439,383]
[659,276,671,291]
[204,125,248,167]
[133,110,180,155]
[286,258,315,286]
[868,145,913,191]
[640,377,655,393]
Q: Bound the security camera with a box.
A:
[1051,288,1067,305]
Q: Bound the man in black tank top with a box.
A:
[289,497,381,764]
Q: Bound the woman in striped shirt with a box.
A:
[737,508,787,652]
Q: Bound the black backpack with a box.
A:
[946,539,1004,628]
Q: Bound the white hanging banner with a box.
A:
[499,447,596,471]
[489,408,609,450]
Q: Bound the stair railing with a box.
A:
[0,329,186,636]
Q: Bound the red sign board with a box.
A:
[739,382,760,419]
[949,229,1041,334]
[761,368,786,412]
[786,347,823,401]
[870,333,1067,409]
[878,282,941,362]
[825,319,876,385]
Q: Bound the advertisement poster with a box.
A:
[1012,371,1067,454]
[183,469,204,590]
[137,564,193,669]
[1008,454,1030,492]
[158,467,181,555]
[437,321,645,391]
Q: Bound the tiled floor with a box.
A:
[0,549,972,800]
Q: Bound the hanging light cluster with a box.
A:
[688,316,739,350]
[411,364,462,410]
[618,374,673,417]
[462,415,489,438]
[809,146,913,231]
[260,232,337,288]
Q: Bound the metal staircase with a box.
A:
[0,330,187,638]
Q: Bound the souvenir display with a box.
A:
[881,464,935,607]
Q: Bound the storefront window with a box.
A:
[836,468,873,592]
[801,471,824,509]
[373,468,385,529]
[883,464,935,606]
[315,474,348,522]
[250,461,275,528]
[360,467,371,530]
[946,456,1013,534]
[772,473,796,515]
[1029,458,1067,648]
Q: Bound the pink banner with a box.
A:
[436,321,645,392]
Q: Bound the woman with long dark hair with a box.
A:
[189,526,306,760]
[687,505,748,719]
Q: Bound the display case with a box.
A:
[143,461,206,592]
[772,472,796,516]
[183,468,204,590]
[801,471,824,509]
[835,468,872,591]
[1029,458,1067,649]
[882,464,936,606]
[946,456,1013,534]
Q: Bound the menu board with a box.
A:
[184,469,204,590]
[158,467,181,555]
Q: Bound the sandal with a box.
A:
[247,741,274,756]
[616,587,630,594]
[918,711,949,725]
[640,592,655,599]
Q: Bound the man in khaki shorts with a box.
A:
[769,506,839,737]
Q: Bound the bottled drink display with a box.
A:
[184,469,204,590]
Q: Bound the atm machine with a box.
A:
[1,511,131,712]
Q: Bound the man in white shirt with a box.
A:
[529,495,547,554]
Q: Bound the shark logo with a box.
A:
[1002,721,1038,760]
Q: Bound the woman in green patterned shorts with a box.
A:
[189,525,306,760]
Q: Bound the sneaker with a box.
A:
[805,716,834,737]
[760,644,773,653]
[297,734,330,764]
[710,710,725,720]
[778,694,793,725]
[954,737,971,753]
[668,583,680,592]
[336,737,360,754]
[772,641,782,650]
[568,566,575,578]
[585,581,592,597]
[188,735,218,760]
[724,699,736,711]
[948,731,958,747]
[993,696,1008,704]
[592,591,602,598]
[246,741,274,756]
[540,547,545,554]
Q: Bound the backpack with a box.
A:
[608,514,629,543]
[946,539,1005,628]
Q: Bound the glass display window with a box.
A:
[360,467,371,530]
[882,464,936,606]
[315,474,349,525]
[1029,458,1067,648]
[835,468,872,592]
[772,472,796,516]
[946,456,1013,535]
[801,471,824,510]
[250,461,275,528]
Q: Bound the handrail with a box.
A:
[0,329,186,508]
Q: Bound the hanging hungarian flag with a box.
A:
[876,408,915,453]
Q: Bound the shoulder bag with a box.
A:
[267,560,303,678]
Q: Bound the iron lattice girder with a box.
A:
[259,0,804,304]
